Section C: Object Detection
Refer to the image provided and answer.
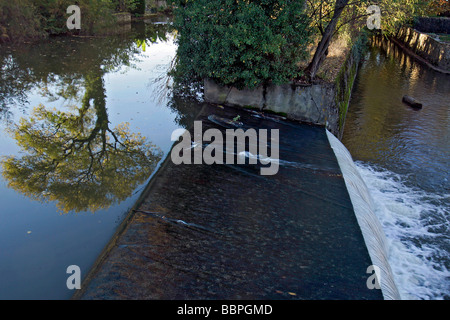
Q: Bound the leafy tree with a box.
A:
[0,0,43,43]
[0,52,36,123]
[0,0,144,42]
[170,0,311,92]
[304,0,436,80]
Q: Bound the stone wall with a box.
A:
[204,79,337,132]
[333,35,366,137]
[395,27,450,72]
[204,36,367,138]
[414,17,450,34]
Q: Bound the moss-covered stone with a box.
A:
[334,33,369,137]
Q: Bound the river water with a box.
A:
[0,19,188,299]
[342,37,450,300]
[0,18,448,299]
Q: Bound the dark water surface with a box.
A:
[342,37,450,299]
[77,104,382,300]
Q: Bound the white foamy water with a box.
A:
[355,162,450,300]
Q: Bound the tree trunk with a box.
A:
[305,0,349,81]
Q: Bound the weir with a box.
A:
[326,131,400,300]
[74,104,398,300]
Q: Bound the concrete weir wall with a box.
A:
[204,79,338,133]
[394,27,450,72]
[204,37,366,138]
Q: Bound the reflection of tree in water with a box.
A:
[0,54,33,123]
[166,95,204,129]
[0,21,174,122]
[134,20,172,52]
[2,67,163,214]
[0,23,176,214]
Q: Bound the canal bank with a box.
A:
[389,26,450,74]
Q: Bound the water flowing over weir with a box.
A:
[326,130,401,300]
[75,104,388,300]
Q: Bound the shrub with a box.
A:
[33,0,116,35]
[0,0,43,43]
[170,0,311,92]
[131,0,146,15]
[0,0,120,43]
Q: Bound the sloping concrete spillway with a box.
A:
[75,104,397,300]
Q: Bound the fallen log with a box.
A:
[402,95,422,109]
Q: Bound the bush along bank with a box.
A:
[0,0,147,44]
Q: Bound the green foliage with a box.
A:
[306,0,439,39]
[170,0,311,92]
[0,0,44,43]
[32,0,116,35]
[112,0,142,13]
[131,0,147,15]
[0,0,135,42]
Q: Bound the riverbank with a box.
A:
[0,1,173,44]
[391,26,450,74]
[204,20,450,139]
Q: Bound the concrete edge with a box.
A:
[326,129,401,300]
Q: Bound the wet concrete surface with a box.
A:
[75,104,383,300]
